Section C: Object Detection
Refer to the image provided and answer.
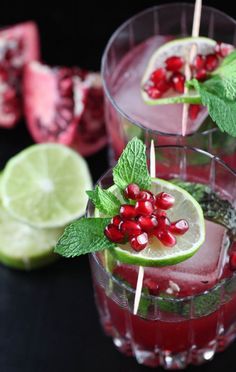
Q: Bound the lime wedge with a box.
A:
[141,37,216,105]
[0,197,63,270]
[97,179,205,267]
[1,144,92,228]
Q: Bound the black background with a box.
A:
[1,1,236,371]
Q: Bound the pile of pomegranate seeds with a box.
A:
[144,42,233,120]
[104,183,189,252]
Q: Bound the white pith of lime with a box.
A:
[96,179,205,267]
[1,144,92,228]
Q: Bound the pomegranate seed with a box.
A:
[195,69,207,81]
[0,67,8,81]
[230,252,236,271]
[105,224,125,243]
[155,192,175,210]
[138,190,155,203]
[169,219,189,235]
[144,278,159,295]
[120,220,142,237]
[135,200,154,216]
[189,104,201,120]
[205,54,219,72]
[192,54,205,70]
[154,79,170,93]
[150,68,166,84]
[3,88,16,101]
[157,216,171,229]
[124,183,140,200]
[215,42,233,58]
[146,86,162,99]
[138,215,158,232]
[169,72,185,93]
[130,232,148,252]
[111,215,122,227]
[59,78,73,96]
[120,204,137,219]
[155,229,176,247]
[165,56,184,72]
[153,210,167,218]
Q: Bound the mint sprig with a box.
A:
[55,137,151,258]
[55,218,115,258]
[86,186,121,216]
[113,137,151,190]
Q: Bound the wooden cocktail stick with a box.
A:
[182,0,202,136]
[133,140,155,315]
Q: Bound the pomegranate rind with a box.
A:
[0,21,40,128]
[71,73,107,156]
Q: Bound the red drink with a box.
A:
[89,147,236,369]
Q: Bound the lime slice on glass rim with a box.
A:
[96,178,205,267]
[1,144,92,228]
[141,36,216,106]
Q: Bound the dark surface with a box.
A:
[1,1,236,371]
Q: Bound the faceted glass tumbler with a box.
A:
[88,146,236,369]
[101,3,236,166]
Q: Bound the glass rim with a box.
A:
[101,2,236,138]
[88,144,236,303]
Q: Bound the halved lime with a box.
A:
[97,179,205,267]
[1,144,92,228]
[0,197,63,270]
[141,37,216,106]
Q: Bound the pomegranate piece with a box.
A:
[215,42,234,58]
[205,54,219,72]
[230,252,236,271]
[124,183,140,200]
[189,104,201,120]
[135,200,154,216]
[192,54,205,71]
[144,278,159,295]
[71,72,108,156]
[169,72,185,93]
[155,192,175,210]
[195,69,207,81]
[138,215,158,232]
[138,190,155,203]
[150,68,166,84]
[169,219,189,235]
[105,224,125,243]
[130,232,148,252]
[0,21,40,128]
[23,62,88,145]
[155,229,177,247]
[157,216,171,229]
[120,220,142,237]
[146,86,162,99]
[111,215,122,227]
[120,204,137,219]
[165,56,184,72]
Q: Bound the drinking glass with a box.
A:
[102,3,236,167]
[88,145,236,369]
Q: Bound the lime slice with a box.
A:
[0,199,63,270]
[1,144,92,228]
[97,179,205,267]
[141,37,216,105]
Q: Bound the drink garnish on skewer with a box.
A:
[141,2,236,137]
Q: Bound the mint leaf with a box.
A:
[113,137,151,190]
[187,78,236,137]
[212,53,236,100]
[87,186,121,216]
[55,218,115,257]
